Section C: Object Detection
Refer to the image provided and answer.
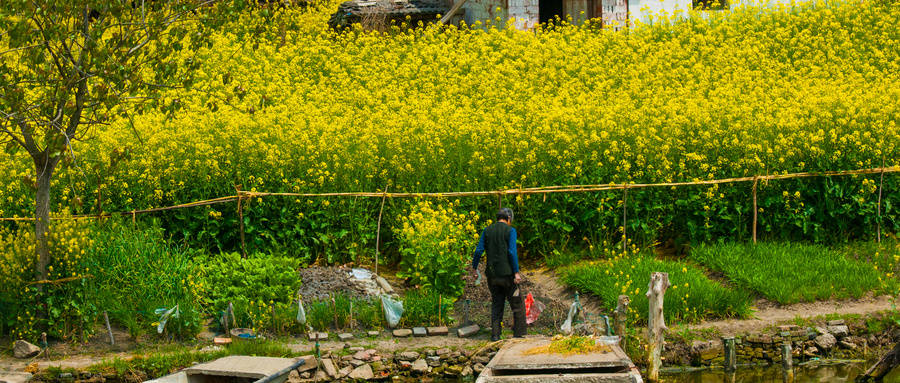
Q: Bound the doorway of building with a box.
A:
[539,0,564,24]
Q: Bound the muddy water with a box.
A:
[660,363,900,383]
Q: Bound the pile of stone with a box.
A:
[287,345,499,382]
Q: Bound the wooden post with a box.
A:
[374,186,388,276]
[622,184,628,254]
[781,341,793,383]
[615,295,630,348]
[752,177,758,243]
[723,337,736,372]
[103,311,115,345]
[877,158,885,243]
[236,185,247,258]
[498,192,503,209]
[646,272,669,383]
[226,301,234,334]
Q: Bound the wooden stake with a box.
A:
[782,341,794,382]
[236,185,247,258]
[374,186,388,276]
[723,337,736,372]
[614,295,630,348]
[752,177,758,243]
[622,184,628,254]
[103,311,115,345]
[877,158,885,243]
[646,272,669,383]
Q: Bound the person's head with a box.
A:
[496,207,514,223]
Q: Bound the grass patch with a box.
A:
[838,236,900,282]
[560,252,752,324]
[691,242,889,304]
[88,340,296,379]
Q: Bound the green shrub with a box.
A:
[196,252,302,333]
[0,217,96,341]
[691,242,889,304]
[352,297,384,330]
[400,289,453,328]
[561,252,752,324]
[394,200,480,297]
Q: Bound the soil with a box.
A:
[298,266,375,300]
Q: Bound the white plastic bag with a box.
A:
[155,305,180,334]
[296,298,307,325]
[560,300,579,334]
[381,295,404,328]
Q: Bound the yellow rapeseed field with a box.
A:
[0,0,897,258]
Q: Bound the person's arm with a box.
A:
[508,228,519,274]
[472,228,486,270]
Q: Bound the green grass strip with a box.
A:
[690,242,889,304]
[560,253,752,324]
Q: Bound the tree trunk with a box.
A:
[646,272,669,383]
[34,155,58,285]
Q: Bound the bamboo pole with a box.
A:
[374,186,388,276]
[877,158,885,243]
[723,337,736,372]
[236,185,247,259]
[103,311,115,345]
[622,183,628,254]
[646,272,669,383]
[752,177,758,243]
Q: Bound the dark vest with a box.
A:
[484,222,513,278]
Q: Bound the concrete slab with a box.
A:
[184,356,302,379]
[338,333,354,341]
[393,329,413,337]
[144,371,188,383]
[412,327,427,337]
[487,338,631,371]
[457,324,480,338]
[367,330,381,337]
[427,326,449,336]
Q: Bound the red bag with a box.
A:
[524,293,544,324]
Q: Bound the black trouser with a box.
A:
[487,276,526,339]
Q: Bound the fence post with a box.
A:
[615,295,630,348]
[236,185,247,259]
[752,177,758,243]
[375,186,388,276]
[646,272,669,383]
[877,158,885,243]
[622,183,628,254]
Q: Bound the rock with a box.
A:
[827,325,849,338]
[457,324,480,338]
[349,346,364,352]
[321,359,338,378]
[399,361,412,369]
[350,359,366,367]
[295,355,318,372]
[376,276,394,294]
[339,333,354,341]
[315,370,328,381]
[839,340,858,350]
[445,365,463,376]
[300,371,311,379]
[427,349,437,357]
[371,355,382,362]
[436,348,451,356]
[342,355,355,361]
[398,351,420,361]
[13,340,40,359]
[308,332,328,341]
[461,366,473,377]
[427,326,449,336]
[413,327,427,337]
[778,325,800,332]
[815,327,830,335]
[367,330,381,337]
[348,364,374,380]
[815,333,837,350]
[691,340,723,361]
[827,319,845,326]
[393,329,413,338]
[354,350,372,360]
[473,363,485,373]
[287,370,301,383]
[411,359,429,373]
[426,356,441,367]
[338,366,352,377]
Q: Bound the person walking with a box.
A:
[471,207,526,341]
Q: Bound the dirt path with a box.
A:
[525,267,604,315]
[688,294,895,336]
